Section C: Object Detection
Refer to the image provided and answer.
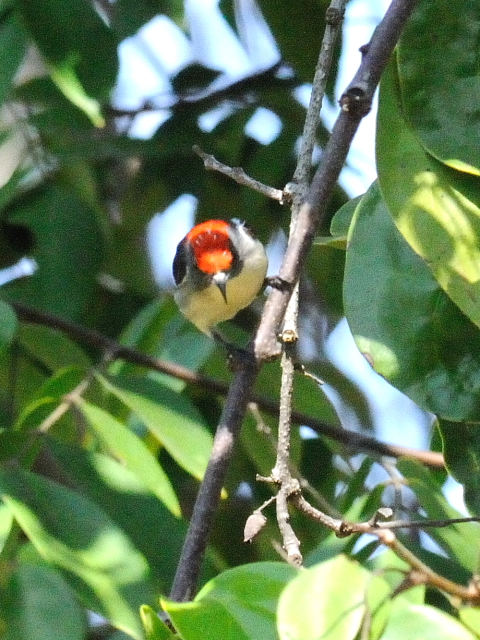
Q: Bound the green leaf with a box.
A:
[161,562,297,640]
[47,438,187,592]
[1,562,86,640]
[343,181,480,421]
[397,1,480,175]
[0,299,17,354]
[4,184,104,320]
[0,500,13,552]
[17,0,118,101]
[460,608,480,637]
[381,604,475,640]
[0,466,152,640]
[377,56,480,330]
[140,605,176,640]
[17,325,91,371]
[78,400,180,516]
[329,195,363,240]
[31,365,87,402]
[109,299,213,388]
[278,555,370,640]
[0,12,28,109]
[397,459,480,575]
[437,419,480,515]
[48,60,105,127]
[97,375,214,481]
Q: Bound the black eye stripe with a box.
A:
[172,238,188,285]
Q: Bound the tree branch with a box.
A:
[168,0,420,602]
[193,145,287,203]
[271,0,347,564]
[11,301,444,468]
[291,495,480,603]
[255,0,421,359]
[169,357,259,601]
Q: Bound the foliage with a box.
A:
[0,0,479,639]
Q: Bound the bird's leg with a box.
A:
[211,329,255,369]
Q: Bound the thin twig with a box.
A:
[293,0,347,185]
[37,376,92,434]
[292,494,480,603]
[377,531,480,603]
[249,402,343,519]
[270,0,347,561]
[276,484,302,565]
[273,346,303,564]
[193,145,286,203]
[107,63,291,117]
[364,516,480,530]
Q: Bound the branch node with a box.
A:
[336,521,355,538]
[369,507,393,527]
[281,328,298,344]
[339,86,371,117]
[325,6,345,26]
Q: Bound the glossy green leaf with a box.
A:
[47,438,187,592]
[377,57,480,330]
[460,608,480,637]
[1,562,86,640]
[14,397,68,434]
[97,374,214,480]
[110,299,213,388]
[48,62,105,127]
[4,184,104,320]
[437,419,480,515]
[306,243,346,318]
[17,0,118,101]
[114,299,175,361]
[78,400,180,516]
[344,181,480,421]
[17,325,91,371]
[162,562,297,640]
[0,12,28,109]
[0,466,152,640]
[0,500,13,552]
[0,430,33,461]
[397,459,480,575]
[397,1,480,175]
[0,299,17,353]
[328,194,363,241]
[278,555,370,640]
[381,604,475,640]
[140,605,175,640]
[31,366,87,402]
[10,361,86,436]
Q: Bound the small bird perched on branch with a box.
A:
[173,219,268,337]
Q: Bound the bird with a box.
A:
[172,219,268,337]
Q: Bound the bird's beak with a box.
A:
[213,273,228,303]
